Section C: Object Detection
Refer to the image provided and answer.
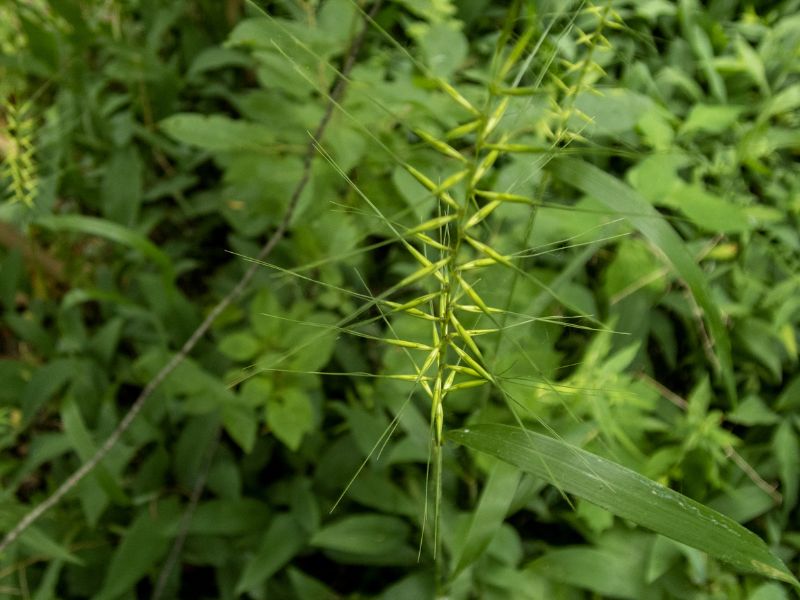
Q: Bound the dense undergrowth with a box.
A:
[1,0,800,598]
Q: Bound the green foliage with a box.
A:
[2,0,800,598]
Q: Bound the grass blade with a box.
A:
[448,424,798,588]
[35,214,174,279]
[547,157,736,403]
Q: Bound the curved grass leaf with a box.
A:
[547,157,735,404]
[35,214,174,279]
[448,424,798,589]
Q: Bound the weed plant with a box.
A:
[1,0,800,598]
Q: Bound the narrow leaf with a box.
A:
[448,424,798,588]
[548,157,735,403]
[61,398,128,505]
[453,458,521,576]
[36,215,174,279]
[96,511,172,600]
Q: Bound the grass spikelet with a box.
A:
[1,97,38,207]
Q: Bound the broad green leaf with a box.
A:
[10,433,72,489]
[548,157,736,403]
[310,514,410,556]
[219,331,262,362]
[95,509,173,600]
[160,113,276,152]
[681,104,742,136]
[664,184,751,234]
[749,582,791,600]
[324,123,367,174]
[317,0,359,44]
[485,523,523,567]
[417,22,468,78]
[18,15,59,71]
[707,484,776,524]
[173,414,221,489]
[734,318,784,383]
[527,546,646,599]
[776,375,800,411]
[288,311,339,372]
[393,0,457,22]
[267,387,314,451]
[3,311,56,356]
[348,469,417,517]
[21,359,75,426]
[222,402,258,453]
[61,398,128,513]
[288,567,339,600]
[379,571,436,600]
[175,499,270,535]
[728,396,780,426]
[157,356,234,403]
[249,288,282,339]
[240,375,272,407]
[453,458,520,576]
[186,47,252,79]
[646,536,686,583]
[448,424,798,588]
[89,318,124,366]
[604,239,666,298]
[227,16,335,54]
[228,15,339,95]
[573,89,652,136]
[236,513,306,593]
[634,0,675,20]
[760,84,800,122]
[575,498,614,535]
[637,108,674,149]
[289,477,321,534]
[251,49,318,97]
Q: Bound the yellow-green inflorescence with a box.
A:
[1,97,38,207]
[292,0,622,559]
[387,0,621,447]
[365,1,621,555]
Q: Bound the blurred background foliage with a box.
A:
[1,0,799,598]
